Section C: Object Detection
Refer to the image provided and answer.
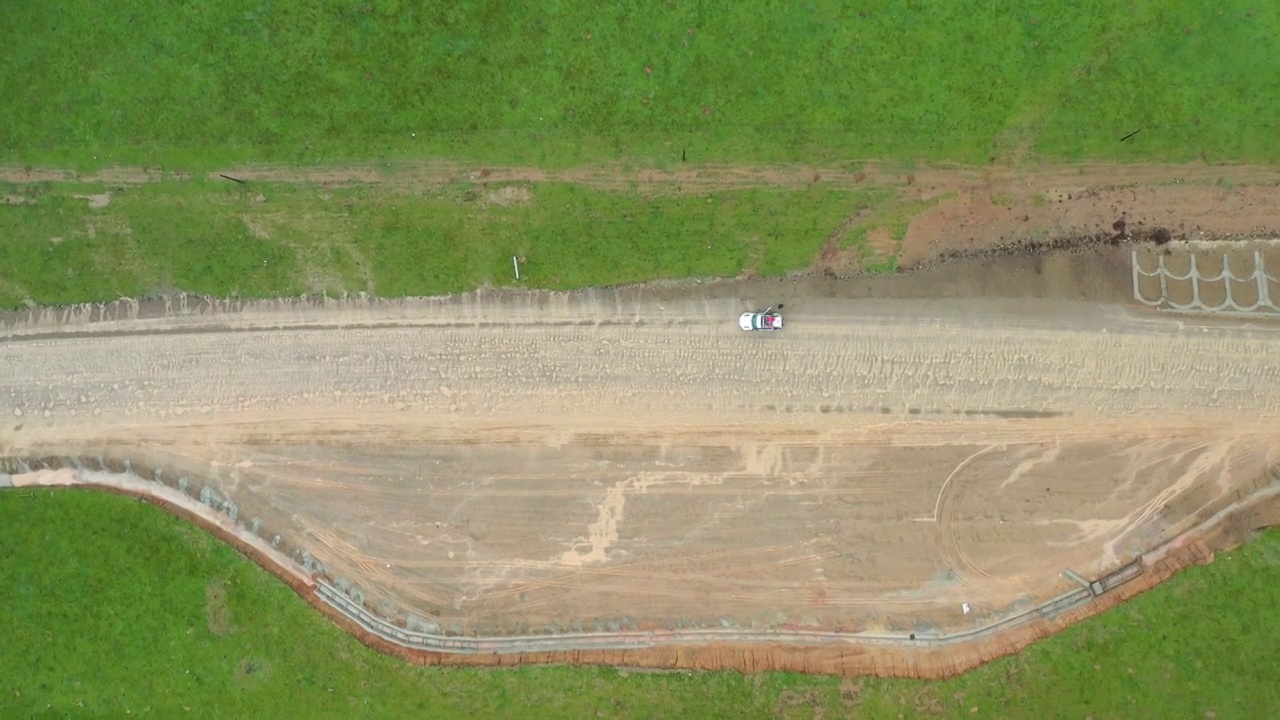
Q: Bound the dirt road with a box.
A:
[4,271,1279,638]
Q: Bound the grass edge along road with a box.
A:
[0,176,897,310]
[1,489,1277,719]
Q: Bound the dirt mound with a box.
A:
[897,173,1280,269]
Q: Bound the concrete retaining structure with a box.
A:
[315,559,1144,655]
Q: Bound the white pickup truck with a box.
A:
[738,307,784,331]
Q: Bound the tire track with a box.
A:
[933,446,1004,598]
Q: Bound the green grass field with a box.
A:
[2,490,1277,719]
[1,1,1277,169]
[0,178,883,308]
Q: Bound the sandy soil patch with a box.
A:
[72,193,111,209]
[485,184,532,206]
[864,226,897,256]
[240,215,271,240]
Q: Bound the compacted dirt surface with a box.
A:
[3,243,1280,669]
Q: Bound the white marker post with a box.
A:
[513,256,521,281]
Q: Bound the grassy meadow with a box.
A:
[1,2,1276,169]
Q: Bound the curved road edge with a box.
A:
[4,464,1276,679]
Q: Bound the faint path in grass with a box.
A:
[6,159,1280,195]
[989,11,1137,167]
